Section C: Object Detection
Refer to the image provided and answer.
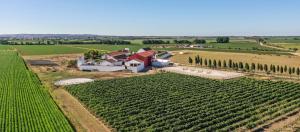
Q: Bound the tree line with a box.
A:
[142,37,229,45]
[142,40,170,44]
[188,55,300,77]
[2,40,131,45]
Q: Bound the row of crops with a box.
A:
[0,51,73,131]
[66,73,300,131]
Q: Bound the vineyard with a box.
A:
[67,73,300,131]
[0,51,73,131]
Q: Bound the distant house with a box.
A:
[137,47,152,53]
[128,50,155,67]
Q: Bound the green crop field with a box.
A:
[0,45,13,50]
[12,45,88,55]
[67,73,300,131]
[0,51,73,131]
[267,37,300,44]
[205,41,277,51]
[71,44,149,52]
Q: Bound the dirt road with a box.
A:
[52,88,111,132]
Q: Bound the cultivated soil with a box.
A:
[24,54,156,132]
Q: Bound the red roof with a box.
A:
[108,51,127,57]
[129,58,144,63]
[137,50,155,57]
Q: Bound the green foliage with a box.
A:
[216,37,230,43]
[142,40,170,44]
[67,60,77,68]
[67,73,300,131]
[188,57,193,64]
[193,39,206,44]
[174,40,192,44]
[84,50,106,60]
[9,39,131,45]
[13,45,88,55]
[223,60,227,68]
[251,63,256,71]
[218,60,222,68]
[0,51,73,131]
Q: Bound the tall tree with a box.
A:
[239,62,244,69]
[218,60,222,68]
[272,65,276,73]
[229,59,233,68]
[264,64,268,72]
[292,67,296,74]
[223,60,227,68]
[280,66,284,74]
[251,63,256,71]
[297,67,300,78]
[216,37,230,43]
[188,57,193,65]
[199,57,203,66]
[195,56,199,65]
[193,39,206,44]
[284,65,288,73]
[213,60,217,68]
[289,67,292,76]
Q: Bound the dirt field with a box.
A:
[171,50,300,67]
[162,66,244,80]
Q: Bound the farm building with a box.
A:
[128,50,155,67]
[152,59,170,67]
[77,48,170,73]
[125,59,145,72]
[137,47,152,53]
[156,51,172,59]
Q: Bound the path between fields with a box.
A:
[53,88,111,132]
[260,42,300,57]
[253,108,300,132]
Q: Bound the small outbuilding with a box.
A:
[152,59,170,67]
[125,59,145,73]
[137,47,152,53]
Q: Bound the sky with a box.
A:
[0,0,300,36]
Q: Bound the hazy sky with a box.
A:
[1,0,300,36]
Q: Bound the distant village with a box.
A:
[77,48,172,73]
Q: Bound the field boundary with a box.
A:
[252,107,300,131]
[52,88,112,132]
